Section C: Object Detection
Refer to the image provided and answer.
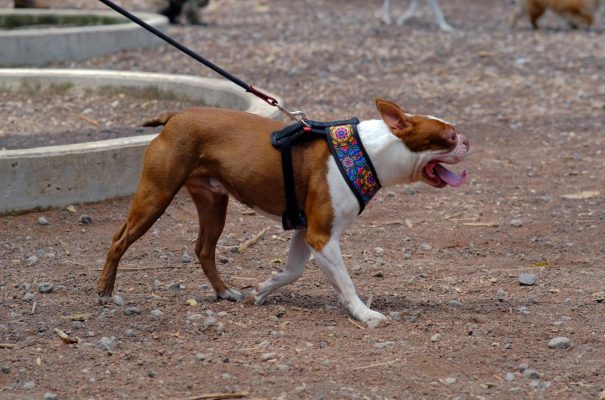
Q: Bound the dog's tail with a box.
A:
[142,112,178,127]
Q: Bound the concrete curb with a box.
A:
[0,9,169,66]
[0,69,282,214]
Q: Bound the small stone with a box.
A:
[374,247,384,254]
[124,307,141,316]
[187,313,204,322]
[203,316,216,329]
[431,334,442,342]
[22,292,35,302]
[443,377,457,385]
[27,255,39,266]
[168,282,185,290]
[147,370,157,378]
[402,252,412,260]
[218,256,230,264]
[72,320,84,329]
[403,186,416,195]
[261,352,278,361]
[181,252,193,264]
[113,295,125,306]
[548,336,571,349]
[519,273,537,286]
[98,336,117,352]
[79,215,92,225]
[43,393,58,400]
[373,271,384,278]
[374,341,395,349]
[278,364,290,372]
[505,372,515,382]
[38,282,54,293]
[319,341,327,349]
[510,219,523,227]
[23,381,36,389]
[37,217,49,225]
[496,289,508,301]
[1,366,10,374]
[517,306,530,315]
[150,309,164,318]
[419,243,433,251]
[524,369,540,379]
[386,191,396,197]
[195,352,206,361]
[216,322,225,334]
[217,311,228,317]
[221,373,231,380]
[517,363,528,372]
[389,311,401,321]
[126,329,137,337]
[448,300,463,308]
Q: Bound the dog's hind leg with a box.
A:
[186,177,242,301]
[255,229,310,304]
[510,0,528,28]
[528,2,545,29]
[427,0,453,31]
[396,0,420,26]
[96,136,190,301]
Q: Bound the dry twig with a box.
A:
[178,391,249,400]
[237,226,271,253]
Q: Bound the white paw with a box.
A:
[356,309,387,328]
[440,23,454,32]
[254,288,269,305]
[217,288,243,302]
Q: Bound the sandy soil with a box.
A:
[1,0,604,399]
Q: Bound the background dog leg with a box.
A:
[187,177,241,301]
[255,229,310,304]
[510,0,527,29]
[396,0,420,26]
[427,0,453,31]
[378,0,393,25]
[309,239,386,326]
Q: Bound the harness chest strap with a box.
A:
[271,118,382,230]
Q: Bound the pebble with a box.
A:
[124,307,141,316]
[443,377,457,385]
[519,273,537,286]
[524,369,539,379]
[419,243,433,251]
[98,336,116,352]
[37,217,49,225]
[403,186,416,195]
[38,282,54,293]
[217,311,229,317]
[548,336,571,349]
[126,329,137,337]
[431,334,442,342]
[216,322,225,334]
[195,352,206,361]
[168,282,185,290]
[1,366,10,374]
[23,381,36,389]
[113,295,125,306]
[517,363,528,372]
[187,313,204,322]
[203,316,216,329]
[150,309,164,318]
[496,289,508,301]
[517,306,530,315]
[448,300,463,308]
[218,256,230,264]
[27,255,39,266]
[22,292,35,302]
[505,372,515,382]
[147,370,157,378]
[510,219,523,227]
[43,393,59,400]
[389,311,401,321]
[79,215,93,225]
[181,252,193,264]
[278,364,290,372]
[221,373,231,380]
[374,247,384,254]
[261,352,278,361]
[72,320,84,329]
[374,341,395,349]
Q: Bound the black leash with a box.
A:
[98,0,307,123]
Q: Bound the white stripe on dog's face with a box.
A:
[425,114,453,125]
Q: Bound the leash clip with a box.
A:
[276,104,310,126]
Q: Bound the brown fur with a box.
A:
[511,0,601,29]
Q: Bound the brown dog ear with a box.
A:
[375,98,410,135]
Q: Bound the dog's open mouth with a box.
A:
[423,161,468,188]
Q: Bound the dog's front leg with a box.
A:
[255,229,310,304]
[310,238,386,327]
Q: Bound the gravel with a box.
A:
[37,217,49,226]
[124,307,141,316]
[37,282,54,293]
[510,219,523,227]
[524,369,540,379]
[43,393,59,400]
[150,309,164,317]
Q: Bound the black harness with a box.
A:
[271,118,381,230]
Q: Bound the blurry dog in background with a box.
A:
[510,0,601,29]
[379,0,454,31]
[14,0,48,7]
[154,0,211,25]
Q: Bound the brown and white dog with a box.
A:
[95,99,470,326]
[379,0,454,31]
[510,0,601,29]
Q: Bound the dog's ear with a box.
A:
[375,98,411,136]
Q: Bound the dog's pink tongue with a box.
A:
[435,164,468,187]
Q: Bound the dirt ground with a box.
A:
[1,0,605,399]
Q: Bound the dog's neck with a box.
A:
[357,119,420,187]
